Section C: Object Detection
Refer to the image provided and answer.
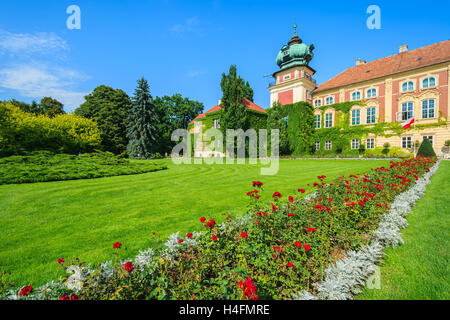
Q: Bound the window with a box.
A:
[351,91,361,101]
[402,136,412,149]
[325,140,332,150]
[366,88,377,98]
[400,102,414,121]
[307,91,312,99]
[213,119,220,128]
[422,135,434,146]
[422,99,435,119]
[314,99,322,107]
[314,114,321,129]
[351,139,360,149]
[283,50,289,56]
[351,109,361,125]
[422,77,436,89]
[366,107,376,124]
[283,74,291,80]
[314,141,320,151]
[366,138,375,149]
[325,113,333,128]
[325,96,334,105]
[401,81,414,92]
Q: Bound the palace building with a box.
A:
[191,28,450,157]
[269,29,450,156]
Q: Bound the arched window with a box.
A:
[351,91,361,101]
[366,88,377,98]
[422,77,436,89]
[325,96,334,105]
[401,81,414,92]
[314,99,322,107]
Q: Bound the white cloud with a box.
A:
[0,30,68,56]
[0,64,88,111]
[171,17,200,33]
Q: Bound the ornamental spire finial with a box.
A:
[293,23,297,35]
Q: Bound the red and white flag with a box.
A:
[402,117,415,130]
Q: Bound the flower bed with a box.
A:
[2,157,437,300]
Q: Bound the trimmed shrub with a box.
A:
[0,103,101,155]
[0,151,167,185]
[417,138,436,157]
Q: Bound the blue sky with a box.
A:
[0,0,449,112]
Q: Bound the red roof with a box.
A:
[315,40,450,93]
[190,97,266,124]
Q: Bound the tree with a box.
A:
[39,97,65,117]
[219,65,253,137]
[153,94,204,154]
[75,85,131,154]
[417,138,436,157]
[126,78,158,159]
[266,101,290,154]
[7,99,43,115]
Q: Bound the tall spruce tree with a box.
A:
[127,78,158,159]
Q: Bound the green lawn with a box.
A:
[359,161,450,300]
[1,159,389,288]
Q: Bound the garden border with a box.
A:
[293,160,441,300]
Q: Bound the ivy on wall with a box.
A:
[312,100,448,155]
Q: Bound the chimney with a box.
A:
[399,45,408,53]
[356,58,366,66]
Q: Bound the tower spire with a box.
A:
[293,23,297,35]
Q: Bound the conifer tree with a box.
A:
[219,65,253,134]
[417,138,436,157]
[126,78,158,159]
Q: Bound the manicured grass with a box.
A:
[0,151,167,185]
[358,161,450,300]
[0,159,388,288]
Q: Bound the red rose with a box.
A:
[298,189,305,193]
[71,294,79,300]
[272,191,282,198]
[294,241,302,248]
[206,219,216,228]
[19,285,33,296]
[123,261,134,273]
[57,258,64,265]
[303,244,311,252]
[286,262,295,269]
[178,239,184,244]
[241,232,248,239]
[358,201,365,206]
[271,204,278,212]
[288,213,294,217]
[58,295,70,300]
[113,242,122,249]
[288,196,294,202]
[200,217,206,223]
[186,233,193,239]
[212,235,218,241]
